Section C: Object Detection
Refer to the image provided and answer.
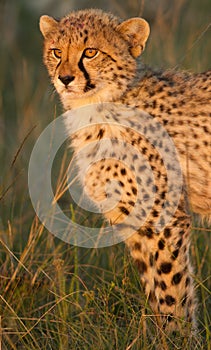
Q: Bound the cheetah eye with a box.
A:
[83,48,98,59]
[52,49,62,59]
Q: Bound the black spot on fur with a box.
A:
[131,187,137,195]
[172,272,182,285]
[149,253,154,266]
[171,249,179,260]
[120,168,126,175]
[158,239,165,250]
[146,227,154,238]
[119,206,129,215]
[133,242,141,250]
[97,128,105,139]
[135,259,147,274]
[165,295,176,306]
[160,262,172,274]
[152,209,159,217]
[160,281,167,291]
[164,227,171,238]
[176,238,183,248]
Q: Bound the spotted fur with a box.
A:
[40,9,211,334]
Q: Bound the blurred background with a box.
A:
[0,1,210,349]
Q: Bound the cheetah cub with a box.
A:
[40,9,211,334]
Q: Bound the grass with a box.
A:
[0,0,210,349]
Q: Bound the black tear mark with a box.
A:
[78,55,95,92]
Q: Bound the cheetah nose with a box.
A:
[58,75,75,86]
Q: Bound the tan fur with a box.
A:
[40,8,211,335]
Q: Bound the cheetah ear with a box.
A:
[117,18,150,58]
[39,15,58,38]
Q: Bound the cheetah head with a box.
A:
[39,9,150,110]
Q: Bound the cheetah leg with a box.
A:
[153,220,195,334]
[126,208,196,335]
